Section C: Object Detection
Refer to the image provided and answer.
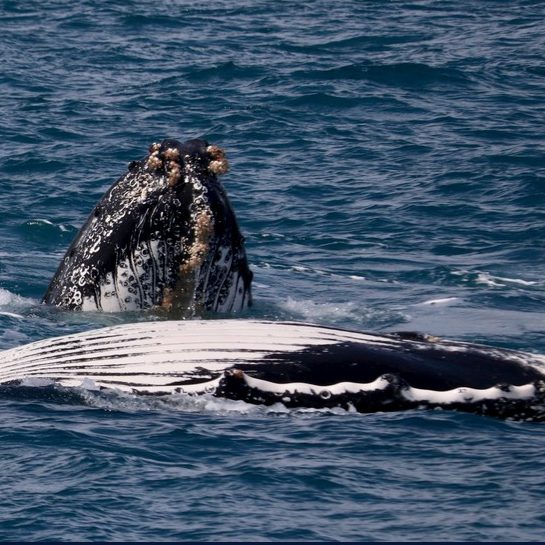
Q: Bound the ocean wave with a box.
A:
[18,218,77,243]
[292,62,471,89]
[185,61,266,82]
[278,296,406,329]
[452,270,542,289]
[0,288,35,309]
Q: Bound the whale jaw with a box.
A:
[42,138,252,315]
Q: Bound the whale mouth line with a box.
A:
[217,369,538,403]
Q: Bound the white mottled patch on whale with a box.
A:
[226,372,538,405]
[402,383,536,404]
[239,373,392,396]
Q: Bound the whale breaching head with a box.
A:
[43,138,253,315]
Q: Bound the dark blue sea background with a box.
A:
[1,0,545,541]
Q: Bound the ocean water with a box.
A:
[1,0,545,541]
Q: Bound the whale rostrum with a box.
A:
[42,138,253,315]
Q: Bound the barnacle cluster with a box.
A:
[207,145,229,176]
[146,143,183,187]
[160,207,215,313]
[147,142,163,170]
[146,141,229,184]
[180,208,215,273]
[164,147,182,187]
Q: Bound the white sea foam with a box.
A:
[417,297,459,306]
[450,269,540,288]
[77,387,354,417]
[0,288,35,308]
[27,218,54,226]
[280,296,364,323]
[279,296,405,327]
[476,272,538,288]
[24,218,72,232]
[77,388,282,416]
[476,272,506,287]
[20,377,55,387]
[0,311,24,319]
[487,274,537,286]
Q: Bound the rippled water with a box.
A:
[1,0,545,541]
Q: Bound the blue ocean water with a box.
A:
[1,0,545,540]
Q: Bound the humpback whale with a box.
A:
[42,138,252,315]
[0,320,544,421]
[31,137,545,421]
